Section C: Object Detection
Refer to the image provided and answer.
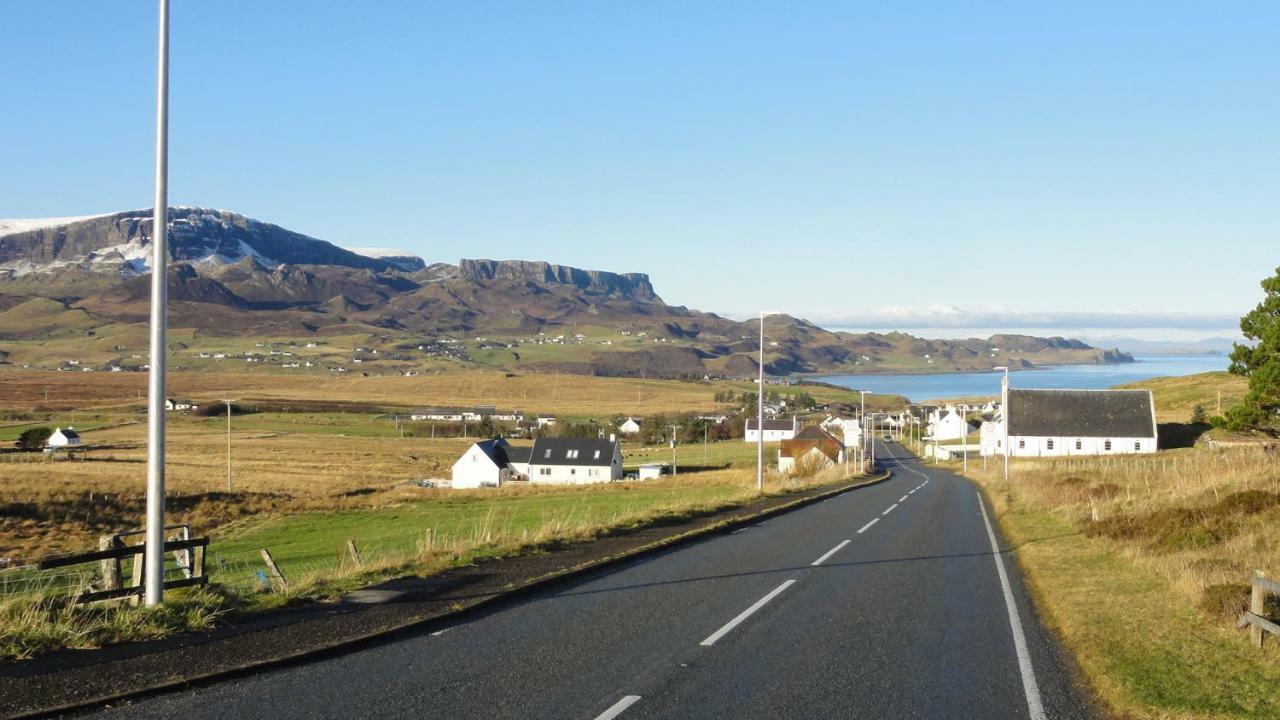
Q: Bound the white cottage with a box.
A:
[929,408,976,441]
[980,388,1157,458]
[744,417,799,443]
[528,437,623,484]
[45,427,82,448]
[452,438,517,488]
[618,417,643,435]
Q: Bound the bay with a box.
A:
[810,354,1229,403]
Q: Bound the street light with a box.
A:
[858,390,869,472]
[756,311,780,492]
[994,366,1010,484]
[144,0,171,607]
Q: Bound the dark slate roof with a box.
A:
[473,438,511,466]
[505,446,532,463]
[60,428,81,440]
[530,437,618,466]
[745,418,796,431]
[793,425,838,443]
[1007,389,1155,438]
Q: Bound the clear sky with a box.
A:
[2,2,1276,339]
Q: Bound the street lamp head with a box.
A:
[992,366,1008,372]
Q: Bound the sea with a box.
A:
[810,354,1229,403]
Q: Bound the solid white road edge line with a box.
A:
[811,539,851,566]
[594,695,642,720]
[857,518,878,533]
[882,503,898,515]
[977,492,1048,720]
[699,579,797,646]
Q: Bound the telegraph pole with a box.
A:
[669,424,680,476]
[143,0,170,607]
[221,399,234,492]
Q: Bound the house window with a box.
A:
[1046,440,1054,450]
[539,467,551,476]
[1135,441,1141,451]
[1075,440,1082,450]
[589,468,599,477]
[544,449,552,458]
[566,449,579,459]
[1018,440,1025,449]
[594,450,601,459]
[1104,440,1112,451]
[570,468,576,475]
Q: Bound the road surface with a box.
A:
[91,442,1094,719]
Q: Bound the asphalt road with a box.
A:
[90,442,1095,719]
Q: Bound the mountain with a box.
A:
[0,208,1134,377]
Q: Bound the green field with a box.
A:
[623,439,777,468]
[208,479,752,584]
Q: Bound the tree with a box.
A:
[1226,265,1280,432]
[1189,404,1208,425]
[16,427,53,450]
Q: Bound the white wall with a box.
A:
[529,446,623,484]
[451,445,506,488]
[979,428,1157,457]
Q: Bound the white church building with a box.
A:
[980,388,1158,458]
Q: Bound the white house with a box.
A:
[929,408,976,441]
[45,427,82,448]
[411,408,466,422]
[744,417,799,443]
[618,417,643,435]
[165,398,196,412]
[536,415,557,429]
[451,438,517,488]
[777,426,844,474]
[980,388,1158,458]
[527,437,622,484]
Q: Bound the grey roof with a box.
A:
[504,446,532,463]
[745,418,796,431]
[59,428,80,440]
[530,437,618,466]
[472,438,511,466]
[1007,389,1155,438]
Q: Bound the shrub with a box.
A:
[15,427,53,450]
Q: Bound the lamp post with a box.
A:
[143,0,171,607]
[994,366,1010,483]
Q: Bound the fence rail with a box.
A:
[1237,570,1279,649]
[1,525,208,604]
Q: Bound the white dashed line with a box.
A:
[857,518,879,533]
[899,495,909,502]
[977,493,1047,720]
[594,695,642,720]
[811,539,851,566]
[700,579,796,646]
[882,503,898,516]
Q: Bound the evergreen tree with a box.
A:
[1226,265,1280,431]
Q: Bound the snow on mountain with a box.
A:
[0,213,116,239]
[346,247,426,272]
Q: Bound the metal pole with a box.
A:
[224,400,232,492]
[143,0,170,607]
[994,366,1010,484]
[962,407,968,473]
[757,313,765,492]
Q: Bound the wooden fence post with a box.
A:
[1251,570,1266,649]
[261,549,288,592]
[347,539,363,567]
[97,534,123,591]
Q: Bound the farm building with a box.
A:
[618,417,643,435]
[45,427,82,448]
[778,426,844,474]
[979,388,1157,458]
[744,417,799,443]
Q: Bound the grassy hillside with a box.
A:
[1117,371,1248,422]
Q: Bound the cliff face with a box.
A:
[458,259,657,301]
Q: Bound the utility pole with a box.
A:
[221,399,234,492]
[858,391,869,472]
[669,424,680,476]
[995,366,1010,484]
[703,424,708,466]
[143,0,170,608]
[962,408,969,473]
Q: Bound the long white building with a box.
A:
[980,388,1158,458]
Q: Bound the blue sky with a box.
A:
[2,2,1276,339]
